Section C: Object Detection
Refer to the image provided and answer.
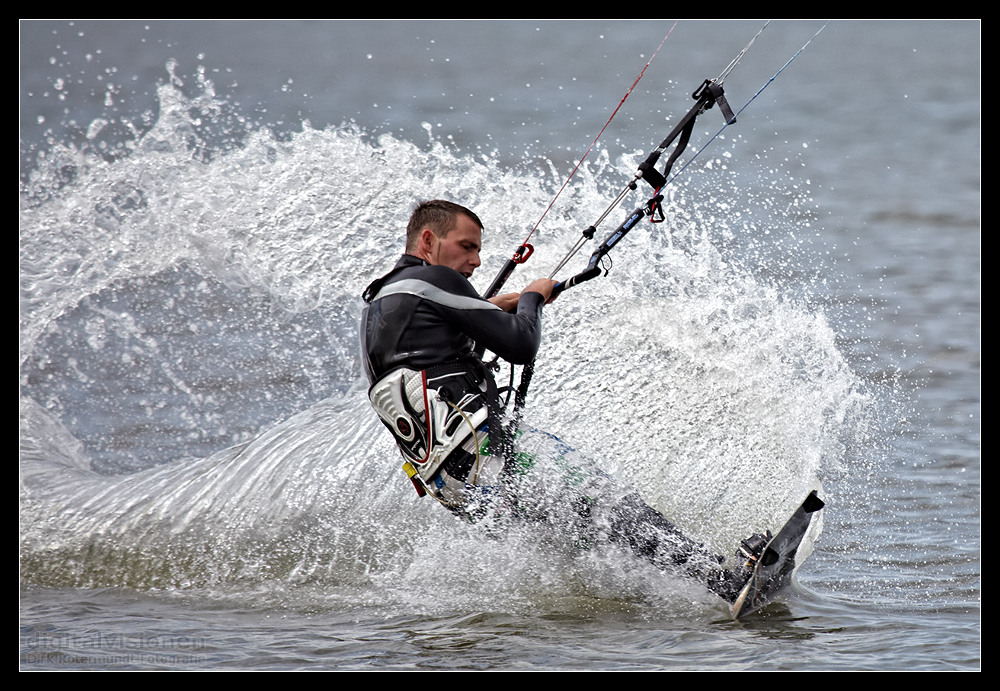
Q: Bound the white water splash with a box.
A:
[20,75,866,611]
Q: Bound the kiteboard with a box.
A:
[731,490,825,619]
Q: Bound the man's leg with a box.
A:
[605,492,765,603]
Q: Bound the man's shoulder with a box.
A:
[391,255,479,297]
[371,256,497,313]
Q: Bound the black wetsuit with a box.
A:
[361,254,749,603]
[362,254,544,382]
[361,254,545,510]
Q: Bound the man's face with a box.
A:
[424,214,482,278]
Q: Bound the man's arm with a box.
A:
[464,292,545,364]
[488,279,558,312]
[461,286,557,364]
[409,266,555,365]
[522,278,557,305]
[488,292,520,312]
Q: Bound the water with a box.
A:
[19,20,979,670]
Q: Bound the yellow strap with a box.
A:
[402,462,427,497]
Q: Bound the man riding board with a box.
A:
[360,199,766,603]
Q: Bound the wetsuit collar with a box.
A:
[396,253,429,269]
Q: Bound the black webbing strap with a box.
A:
[637,80,736,192]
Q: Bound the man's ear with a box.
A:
[418,227,437,257]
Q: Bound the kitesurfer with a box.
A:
[361,199,555,514]
[360,199,763,603]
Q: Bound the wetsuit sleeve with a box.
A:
[459,291,545,364]
[415,265,544,365]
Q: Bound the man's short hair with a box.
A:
[406,200,483,251]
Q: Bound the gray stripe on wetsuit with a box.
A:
[371,278,501,312]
